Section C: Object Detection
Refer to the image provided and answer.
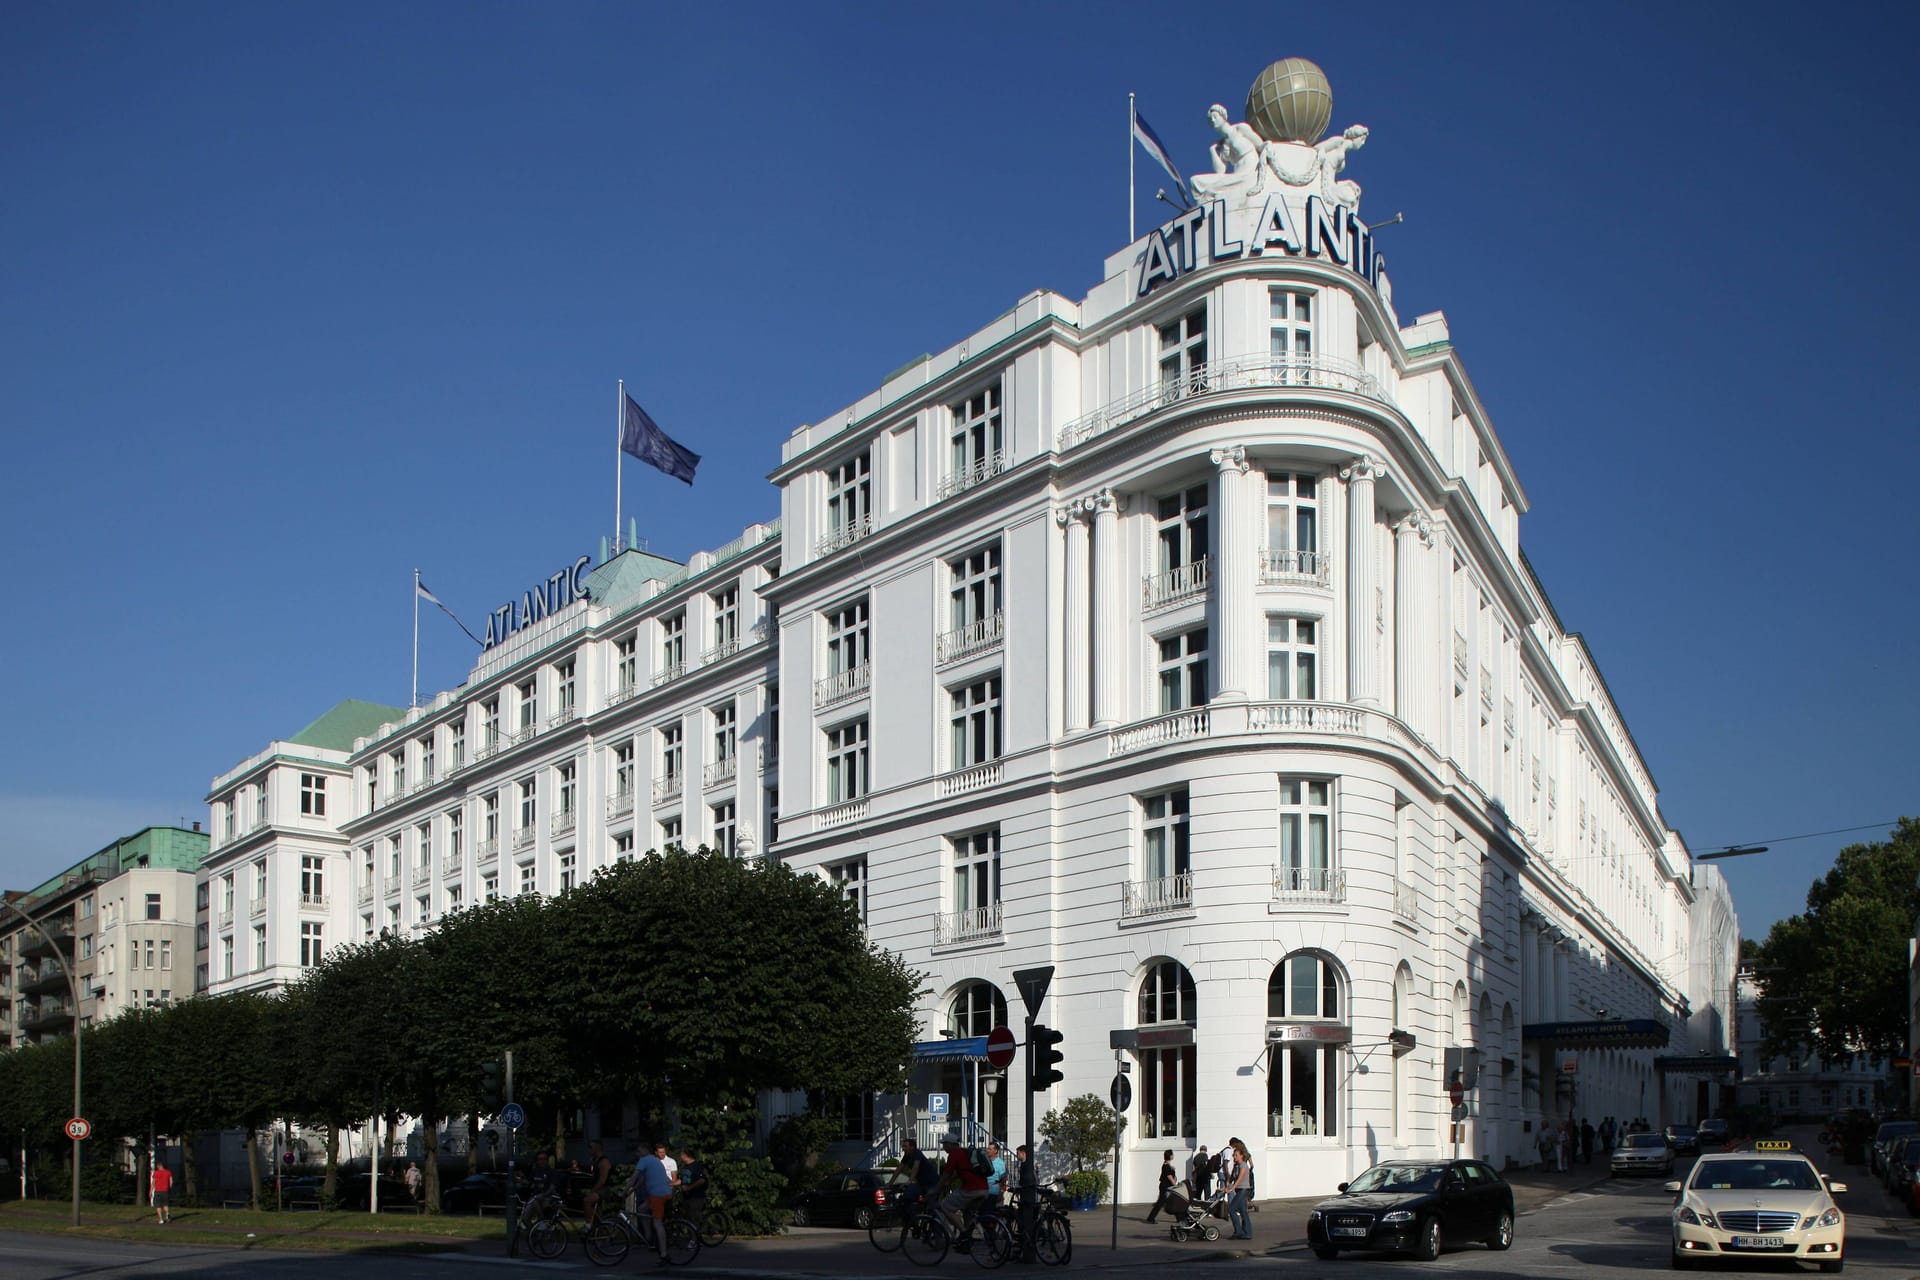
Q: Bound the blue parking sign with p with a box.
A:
[928,1093,948,1119]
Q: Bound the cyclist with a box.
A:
[935,1138,989,1234]
[582,1139,615,1224]
[890,1137,934,1216]
[625,1139,675,1263]
[676,1145,709,1230]
[525,1150,568,1213]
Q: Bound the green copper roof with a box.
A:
[287,699,409,751]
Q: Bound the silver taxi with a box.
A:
[1666,1142,1845,1272]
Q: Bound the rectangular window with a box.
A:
[252,924,267,971]
[387,903,401,932]
[483,874,499,904]
[161,939,172,970]
[80,894,94,918]
[1264,472,1320,570]
[554,659,576,719]
[389,748,406,795]
[941,544,1003,662]
[300,855,325,903]
[1278,778,1333,893]
[1155,483,1210,573]
[195,883,208,912]
[145,939,156,968]
[614,742,635,800]
[1266,617,1319,700]
[557,760,576,820]
[447,885,462,913]
[518,862,537,896]
[221,935,234,979]
[516,678,538,733]
[416,822,431,869]
[615,632,638,692]
[481,698,501,751]
[946,382,1005,494]
[948,675,1002,769]
[300,773,327,816]
[712,702,737,765]
[420,734,436,783]
[660,723,683,785]
[483,792,500,842]
[448,810,463,860]
[1158,306,1208,396]
[660,816,683,847]
[712,800,736,856]
[1157,628,1210,712]
[252,860,267,901]
[826,719,870,803]
[416,893,431,924]
[766,786,780,846]
[825,451,873,545]
[145,892,162,920]
[660,612,686,678]
[255,783,268,825]
[951,828,1000,915]
[827,599,870,675]
[450,721,466,771]
[517,777,537,831]
[711,586,739,656]
[1143,788,1191,881]
[196,923,208,950]
[831,857,867,924]
[299,922,323,968]
[614,832,635,859]
[1268,287,1313,361]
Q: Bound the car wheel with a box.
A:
[789,1205,811,1227]
[1486,1210,1513,1251]
[1413,1216,1442,1262]
[1671,1249,1694,1270]
[1311,1244,1339,1259]
[853,1206,874,1230]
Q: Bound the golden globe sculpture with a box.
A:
[1245,57,1333,145]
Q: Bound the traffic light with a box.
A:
[480,1057,503,1112]
[1028,1023,1066,1092]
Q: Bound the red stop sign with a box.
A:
[985,1026,1017,1069]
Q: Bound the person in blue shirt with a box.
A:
[627,1142,676,1260]
[986,1141,1008,1204]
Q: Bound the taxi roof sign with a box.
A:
[1752,1140,1794,1150]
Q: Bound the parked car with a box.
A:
[1664,1124,1699,1156]
[1885,1137,1920,1199]
[441,1172,511,1214]
[1305,1158,1515,1261]
[788,1169,894,1229]
[1694,1118,1730,1151]
[1872,1121,1919,1178]
[279,1175,325,1210]
[1611,1132,1675,1177]
[339,1172,417,1211]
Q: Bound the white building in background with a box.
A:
[234,62,1744,1198]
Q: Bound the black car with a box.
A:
[441,1172,511,1214]
[1694,1118,1730,1151]
[788,1170,893,1228]
[1887,1136,1920,1198]
[339,1172,418,1211]
[1664,1124,1699,1156]
[1305,1159,1515,1261]
[1871,1120,1919,1178]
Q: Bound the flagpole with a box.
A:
[1129,91,1136,244]
[411,568,420,709]
[614,378,625,555]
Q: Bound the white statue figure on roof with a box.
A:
[1188,104,1271,203]
[1188,102,1371,216]
[1308,124,1369,212]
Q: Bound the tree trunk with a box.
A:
[422,1116,441,1214]
[322,1122,339,1203]
[464,1112,478,1179]
[135,1145,150,1209]
[244,1131,263,1211]
[181,1131,198,1205]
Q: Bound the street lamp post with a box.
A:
[1,899,84,1226]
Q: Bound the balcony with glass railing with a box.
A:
[1059,354,1395,450]
[1143,556,1209,611]
[934,902,1002,946]
[1122,872,1193,918]
[1272,864,1346,905]
[935,611,1004,665]
[814,663,871,708]
[935,449,1011,502]
[1258,547,1330,588]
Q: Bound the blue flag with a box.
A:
[1133,108,1191,208]
[620,394,700,485]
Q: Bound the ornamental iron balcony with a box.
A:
[1108,707,1210,756]
[1272,864,1346,904]
[1479,669,1493,713]
[1245,701,1368,734]
[1059,354,1394,450]
[653,774,684,804]
[475,836,500,864]
[704,754,738,789]
[703,638,741,666]
[1394,881,1419,922]
[548,706,578,730]
[816,516,874,557]
[1453,633,1469,679]
[934,902,1002,946]
[250,898,268,918]
[1143,557,1210,611]
[512,723,540,746]
[814,663,871,708]
[355,886,372,905]
[511,825,535,852]
[550,809,576,837]
[935,611,1005,665]
[935,449,1011,502]
[1258,547,1331,587]
[1122,871,1194,918]
[475,735,502,763]
[608,788,635,819]
[652,661,687,688]
[607,679,639,707]
[449,747,468,773]
[939,761,1002,797]
[443,853,462,876]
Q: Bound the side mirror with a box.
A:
[1336,1182,1349,1193]
[1662,1181,1682,1194]
[1827,1181,1849,1194]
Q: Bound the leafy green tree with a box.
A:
[1753,818,1920,1063]
[1039,1093,1124,1170]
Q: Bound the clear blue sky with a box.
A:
[3,0,1914,942]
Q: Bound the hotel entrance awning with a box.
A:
[1521,1019,1670,1050]
[911,1035,989,1063]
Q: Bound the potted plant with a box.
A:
[1061,1168,1109,1211]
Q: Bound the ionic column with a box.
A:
[1090,488,1124,728]
[1393,511,1434,731]
[1209,446,1252,701]
[1340,456,1383,706]
[1059,502,1092,732]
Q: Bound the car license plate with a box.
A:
[1332,1226,1368,1237]
[1732,1236,1787,1249]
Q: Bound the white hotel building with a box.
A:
[216,79,1739,1198]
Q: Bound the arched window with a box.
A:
[948,981,1008,1037]
[1136,960,1197,1140]
[1266,951,1345,1139]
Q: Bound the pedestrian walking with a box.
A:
[1554,1121,1569,1172]
[404,1160,423,1207]
[1224,1137,1253,1240]
[1579,1118,1595,1164]
[1189,1144,1214,1199]
[151,1162,173,1224]
[1599,1116,1616,1158]
[1145,1149,1176,1223]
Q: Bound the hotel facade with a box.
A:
[207,70,1740,1198]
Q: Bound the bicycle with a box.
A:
[675,1191,732,1246]
[902,1198,1013,1268]
[512,1192,582,1260]
[868,1184,933,1253]
[583,1203,701,1267]
[1009,1182,1073,1266]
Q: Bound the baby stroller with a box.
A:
[1164,1181,1227,1242]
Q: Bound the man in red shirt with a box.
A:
[151,1162,173,1224]
[936,1139,989,1233]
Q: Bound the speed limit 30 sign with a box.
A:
[65,1117,91,1140]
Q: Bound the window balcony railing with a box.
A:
[939,761,1002,796]
[1245,700,1368,734]
[814,663,871,708]
[652,661,687,688]
[935,611,1004,665]
[1258,547,1331,587]
[816,516,874,557]
[608,788,635,819]
[1453,633,1469,679]
[511,825,536,852]
[1503,697,1515,736]
[703,638,741,666]
[547,706,577,731]
[475,735,502,763]
[449,747,467,774]
[550,809,576,837]
[512,723,540,746]
[607,679,639,708]
[1272,864,1346,904]
[935,449,1011,502]
[355,886,371,906]
[1059,354,1394,450]
[1122,872,1194,918]
[1108,707,1210,756]
[443,852,462,877]
[934,902,1002,945]
[476,836,500,864]
[1394,881,1418,922]
[1143,556,1210,611]
[704,754,738,789]
[250,899,267,918]
[299,892,329,910]
[820,798,868,828]
[654,774,683,804]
